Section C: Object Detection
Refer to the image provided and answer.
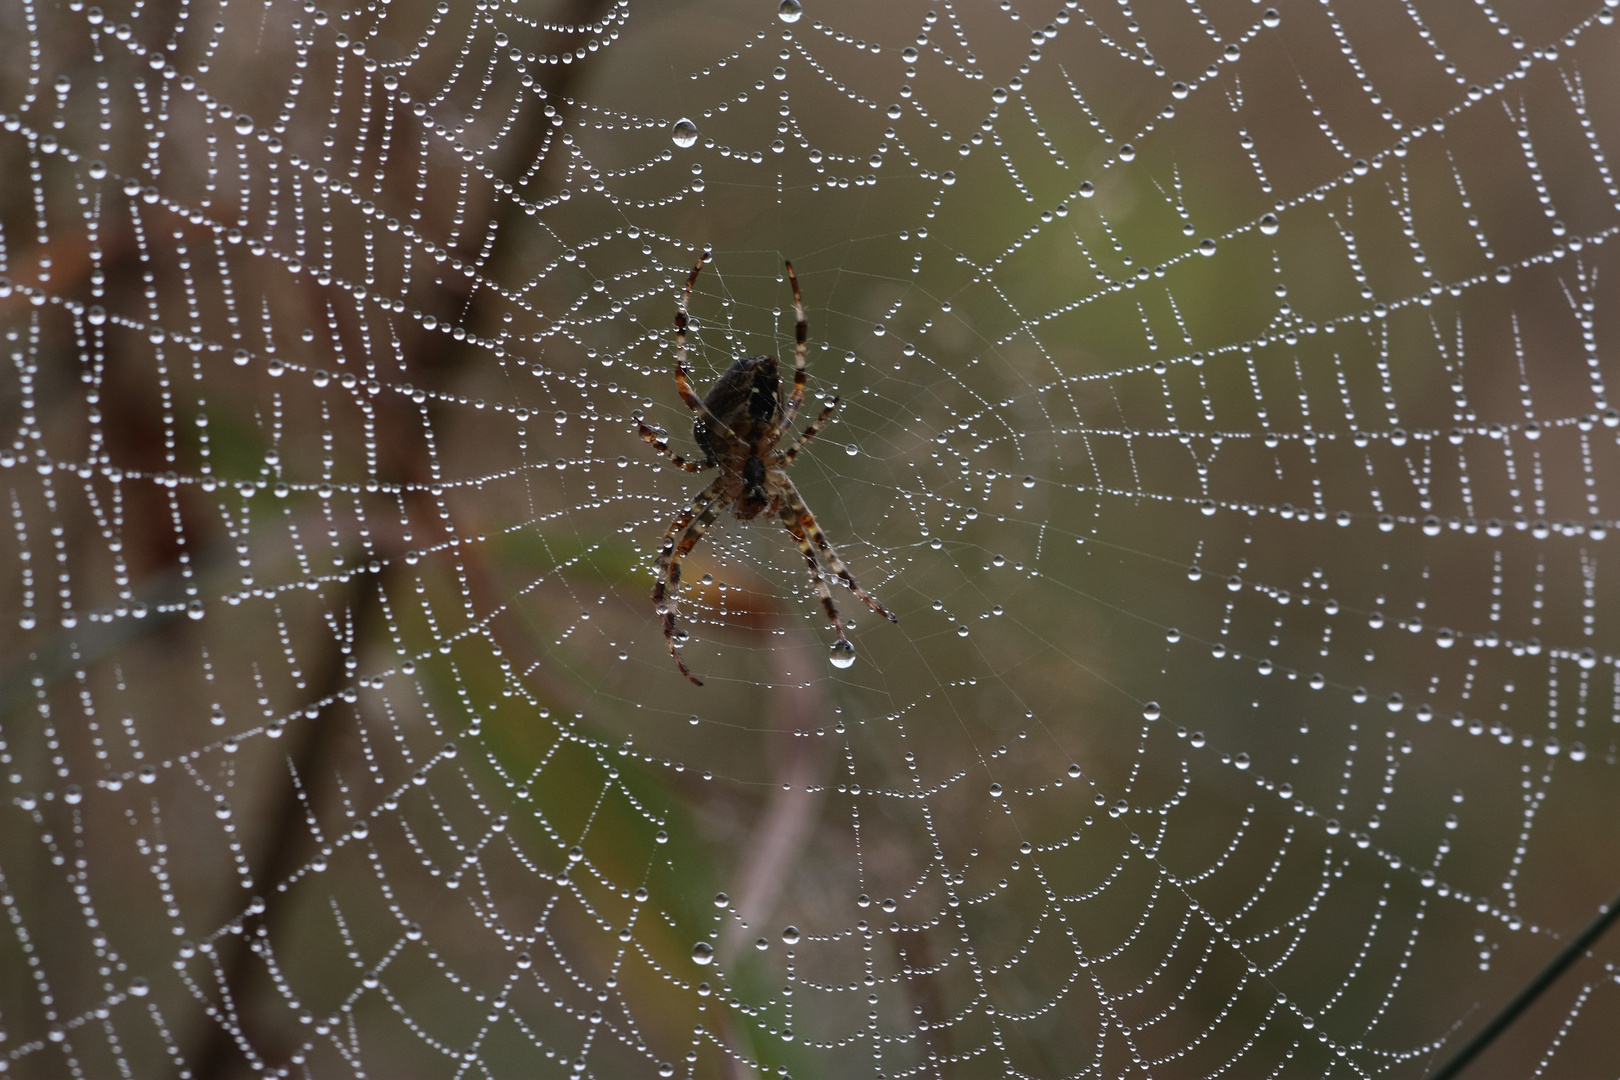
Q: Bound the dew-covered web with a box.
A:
[5,0,1620,1075]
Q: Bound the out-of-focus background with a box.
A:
[3,0,1619,1076]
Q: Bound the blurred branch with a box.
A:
[189,0,619,1074]
[718,629,832,965]
[1428,892,1620,1080]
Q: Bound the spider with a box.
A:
[637,252,897,685]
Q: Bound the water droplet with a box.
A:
[567,845,584,862]
[904,47,920,63]
[1067,764,1081,778]
[989,783,1003,797]
[1259,213,1279,235]
[782,925,801,945]
[1495,265,1512,283]
[692,941,714,964]
[130,977,149,996]
[714,892,729,908]
[773,66,787,80]
[1118,143,1136,162]
[671,119,699,148]
[1437,628,1455,648]
[1263,8,1281,28]
[754,936,770,951]
[777,0,802,22]
[1233,753,1251,770]
[1142,702,1161,721]
[830,639,857,669]
[234,114,255,136]
[1198,238,1217,256]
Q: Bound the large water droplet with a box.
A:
[1259,213,1279,235]
[782,925,801,945]
[692,941,714,965]
[671,119,699,148]
[234,114,255,136]
[777,0,802,22]
[830,639,857,669]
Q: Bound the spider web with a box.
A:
[3,0,1620,1076]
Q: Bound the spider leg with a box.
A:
[652,477,730,685]
[777,397,839,466]
[780,260,808,428]
[638,420,715,473]
[674,251,712,415]
[776,475,898,623]
[780,511,849,648]
[673,252,747,447]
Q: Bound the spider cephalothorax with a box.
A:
[637,252,897,685]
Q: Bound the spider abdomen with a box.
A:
[693,355,782,458]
